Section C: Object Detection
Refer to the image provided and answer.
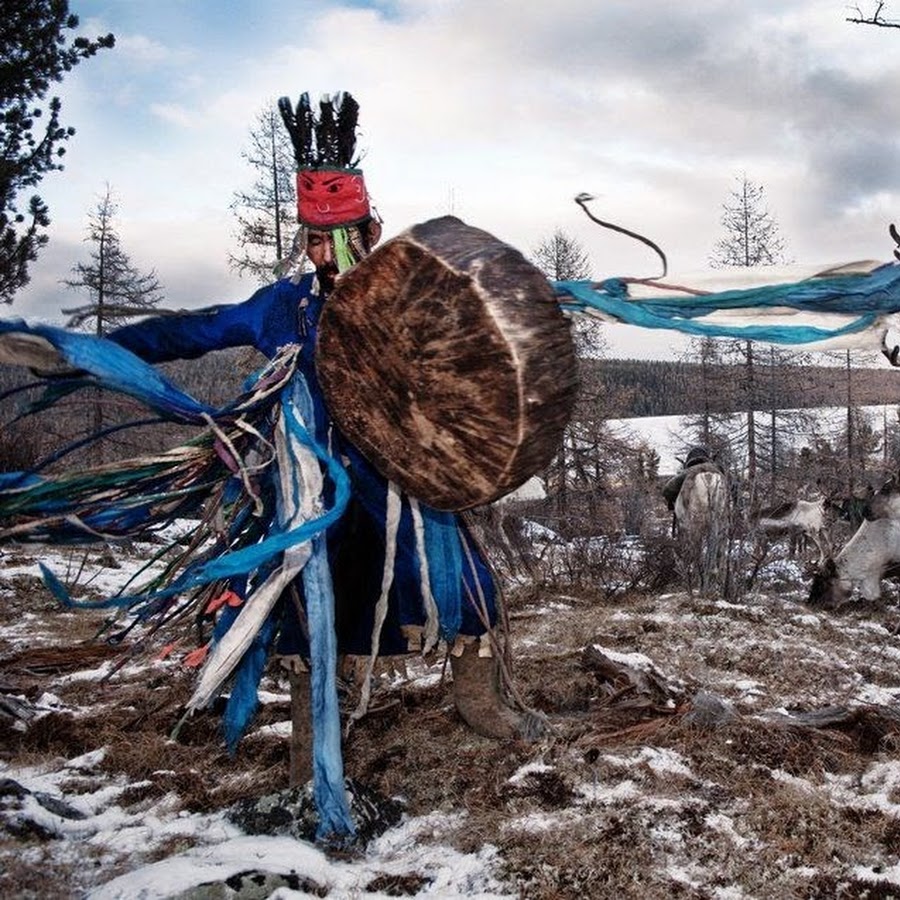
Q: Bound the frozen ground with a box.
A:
[2,534,900,898]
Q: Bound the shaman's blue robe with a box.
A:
[108,273,498,659]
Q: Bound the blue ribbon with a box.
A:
[554,263,900,344]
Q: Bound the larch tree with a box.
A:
[62,186,163,462]
[709,174,790,506]
[710,175,787,270]
[678,336,734,466]
[533,228,592,282]
[229,103,297,283]
[0,0,114,303]
[63,186,163,336]
[532,228,597,355]
[531,228,631,530]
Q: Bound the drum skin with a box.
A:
[315,216,579,511]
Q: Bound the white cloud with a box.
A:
[114,33,186,64]
[13,0,900,353]
[149,103,196,129]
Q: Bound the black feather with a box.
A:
[278,91,361,168]
[277,96,301,163]
[297,93,314,167]
[335,92,360,167]
[317,96,338,166]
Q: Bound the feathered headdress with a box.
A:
[278,92,371,230]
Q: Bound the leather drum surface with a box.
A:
[316,216,578,510]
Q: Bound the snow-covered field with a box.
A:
[611,404,900,475]
[3,530,900,898]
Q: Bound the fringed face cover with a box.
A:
[276,222,372,285]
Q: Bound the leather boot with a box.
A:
[449,640,545,740]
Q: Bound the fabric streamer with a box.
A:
[349,480,402,726]
[0,320,356,838]
[555,261,900,350]
[409,496,441,654]
[283,377,355,840]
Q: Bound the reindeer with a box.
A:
[809,517,900,608]
[865,473,900,521]
[755,490,833,565]
[662,447,727,536]
[662,447,729,592]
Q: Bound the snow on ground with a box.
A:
[3,533,900,898]
[612,404,900,475]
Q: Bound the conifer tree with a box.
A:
[62,186,163,335]
[61,186,162,463]
[0,1,114,302]
[532,228,631,527]
[229,103,297,283]
[707,174,790,505]
[710,175,787,269]
[532,228,592,282]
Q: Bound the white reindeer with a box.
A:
[668,459,729,593]
[756,495,833,564]
[866,475,900,521]
[674,465,729,538]
[808,517,900,607]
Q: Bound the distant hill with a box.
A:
[585,358,900,418]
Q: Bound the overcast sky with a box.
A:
[14,0,900,359]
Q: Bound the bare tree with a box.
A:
[532,228,591,282]
[530,228,642,532]
[710,175,788,269]
[532,227,598,355]
[229,103,297,283]
[708,174,790,506]
[847,2,900,28]
[63,186,163,335]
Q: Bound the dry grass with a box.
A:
[4,544,900,897]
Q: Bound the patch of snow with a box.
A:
[791,614,822,627]
[705,812,751,848]
[665,863,704,890]
[83,807,516,899]
[66,748,107,771]
[636,747,696,779]
[826,760,900,816]
[521,520,559,542]
[711,887,749,899]
[721,677,763,692]
[55,662,118,683]
[853,683,900,705]
[497,476,546,503]
[248,721,292,739]
[852,863,900,888]
[507,761,554,785]
[500,811,562,833]
[590,645,659,672]
[576,778,643,805]
[601,746,696,781]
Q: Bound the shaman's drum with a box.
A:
[316,216,578,511]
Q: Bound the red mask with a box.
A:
[297,167,371,228]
